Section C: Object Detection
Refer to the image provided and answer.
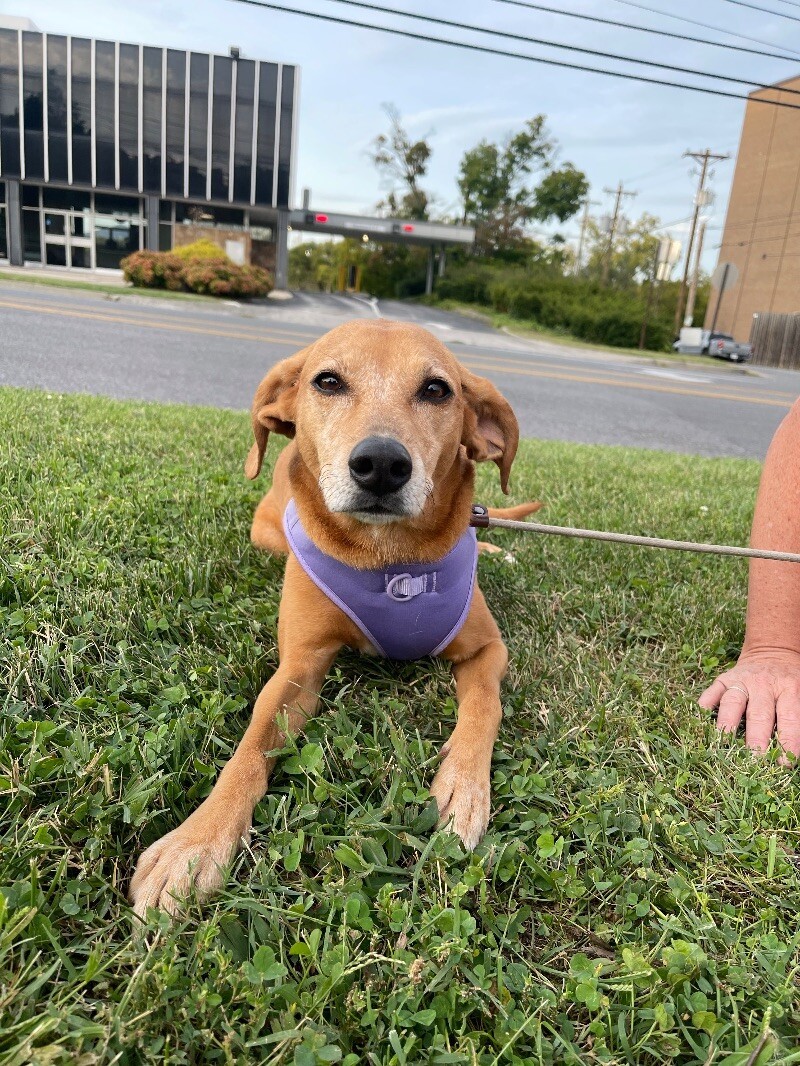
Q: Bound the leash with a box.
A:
[469,504,800,565]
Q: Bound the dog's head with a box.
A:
[245,320,518,527]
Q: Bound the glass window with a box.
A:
[22,32,44,180]
[254,63,277,207]
[94,213,141,268]
[276,66,294,208]
[95,192,142,217]
[210,55,232,201]
[42,186,90,210]
[158,199,171,221]
[187,53,208,199]
[118,43,139,190]
[95,41,115,188]
[22,183,40,207]
[0,206,6,258]
[158,221,172,250]
[71,38,92,185]
[22,208,41,262]
[142,47,162,194]
[232,59,254,204]
[165,50,185,197]
[0,180,4,203]
[0,29,21,178]
[46,35,69,183]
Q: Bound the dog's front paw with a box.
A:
[429,757,491,851]
[129,817,247,920]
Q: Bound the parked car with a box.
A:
[673,330,752,362]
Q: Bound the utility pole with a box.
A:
[574,196,600,275]
[673,148,729,334]
[683,218,707,327]
[601,181,637,285]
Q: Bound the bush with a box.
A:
[120,250,272,299]
[120,250,184,291]
[172,237,229,263]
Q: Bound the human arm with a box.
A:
[699,398,800,755]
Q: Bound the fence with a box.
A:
[749,312,800,368]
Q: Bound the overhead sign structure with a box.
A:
[290,210,475,246]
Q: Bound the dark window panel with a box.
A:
[187,53,208,199]
[0,179,4,203]
[165,50,185,197]
[22,184,39,206]
[95,41,115,188]
[22,208,41,261]
[233,58,254,203]
[158,221,172,250]
[42,186,90,210]
[276,65,294,208]
[118,43,138,190]
[210,55,232,201]
[254,62,277,206]
[0,29,21,178]
[158,199,171,220]
[46,35,68,183]
[95,192,142,216]
[0,206,7,257]
[142,47,162,195]
[71,38,92,185]
[22,32,44,180]
[94,215,141,268]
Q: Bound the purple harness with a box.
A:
[283,499,478,660]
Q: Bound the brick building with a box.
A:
[706,75,800,340]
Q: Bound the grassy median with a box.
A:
[2,387,798,1065]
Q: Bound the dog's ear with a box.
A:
[460,369,519,494]
[244,348,310,480]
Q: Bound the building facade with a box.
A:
[706,75,800,341]
[0,22,298,283]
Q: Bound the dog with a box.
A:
[130,319,539,918]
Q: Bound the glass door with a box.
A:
[43,209,94,269]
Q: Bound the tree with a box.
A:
[583,212,662,288]
[457,116,587,255]
[370,104,431,220]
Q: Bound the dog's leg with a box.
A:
[251,490,290,554]
[129,559,346,919]
[430,588,508,850]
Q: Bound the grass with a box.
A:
[421,297,745,371]
[2,386,798,1065]
[0,270,216,302]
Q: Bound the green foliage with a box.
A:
[2,386,799,1063]
[121,249,272,299]
[457,116,587,254]
[172,237,230,263]
[371,104,431,220]
[583,212,663,288]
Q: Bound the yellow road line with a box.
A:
[460,358,795,409]
[0,297,306,347]
[0,296,795,409]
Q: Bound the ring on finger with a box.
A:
[726,683,749,698]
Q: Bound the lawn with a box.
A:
[1,387,798,1066]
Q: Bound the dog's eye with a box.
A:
[313,372,345,395]
[419,378,452,403]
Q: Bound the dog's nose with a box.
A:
[348,436,413,496]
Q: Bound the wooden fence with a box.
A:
[749,312,800,368]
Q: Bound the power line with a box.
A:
[721,0,800,21]
[229,0,800,111]
[319,0,800,97]
[490,0,800,64]
[609,0,800,59]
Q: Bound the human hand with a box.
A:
[699,649,800,759]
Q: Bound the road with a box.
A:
[1,280,797,459]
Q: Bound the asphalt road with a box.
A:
[1,280,797,459]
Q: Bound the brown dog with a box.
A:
[130,320,539,917]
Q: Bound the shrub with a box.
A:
[120,250,184,291]
[181,260,272,298]
[172,237,229,263]
[120,250,272,299]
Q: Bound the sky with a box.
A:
[5,0,800,271]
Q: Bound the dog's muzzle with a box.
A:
[348,436,412,497]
